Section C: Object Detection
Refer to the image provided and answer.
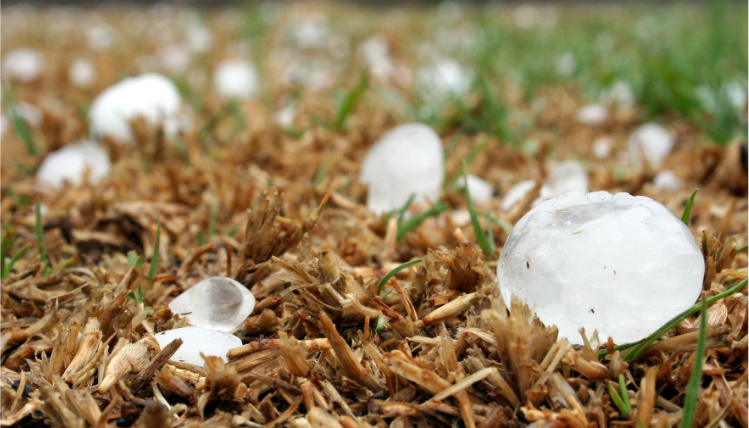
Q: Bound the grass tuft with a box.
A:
[462,166,496,257]
[334,73,369,130]
[681,189,699,226]
[376,258,423,333]
[680,300,708,428]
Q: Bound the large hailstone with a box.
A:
[155,327,240,367]
[497,191,704,344]
[214,60,259,100]
[2,48,44,82]
[89,73,182,143]
[360,123,444,214]
[35,141,111,189]
[169,276,255,332]
[628,123,673,169]
[416,58,472,100]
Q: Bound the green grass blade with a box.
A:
[313,160,329,187]
[608,383,628,418]
[376,258,423,334]
[737,244,747,253]
[334,73,369,129]
[463,166,496,257]
[2,244,29,280]
[146,215,161,287]
[681,189,699,226]
[618,374,631,417]
[394,193,416,226]
[8,105,37,156]
[397,202,449,242]
[35,201,49,273]
[478,211,513,236]
[208,202,218,239]
[229,98,246,130]
[680,300,708,428]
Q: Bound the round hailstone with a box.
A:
[89,73,182,143]
[628,123,673,169]
[603,81,635,108]
[213,60,259,100]
[416,58,472,100]
[69,58,96,88]
[653,170,683,191]
[456,174,494,204]
[536,160,588,204]
[501,180,536,211]
[358,35,396,82]
[3,48,44,82]
[592,137,613,159]
[575,103,608,124]
[359,123,444,215]
[497,191,704,344]
[169,276,255,332]
[155,327,240,367]
[35,141,111,189]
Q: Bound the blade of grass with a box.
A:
[376,258,423,333]
[396,202,449,242]
[478,211,513,236]
[334,73,369,130]
[208,202,218,239]
[737,244,747,253]
[680,300,708,428]
[313,160,329,187]
[681,189,699,226]
[2,244,29,280]
[618,374,631,417]
[146,216,161,287]
[6,102,38,156]
[608,383,628,418]
[229,98,246,130]
[35,201,49,275]
[463,165,496,257]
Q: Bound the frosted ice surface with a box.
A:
[456,174,493,203]
[169,276,255,332]
[628,123,673,169]
[89,73,182,143]
[416,58,472,100]
[3,48,43,82]
[536,160,588,204]
[36,141,111,189]
[653,170,682,190]
[154,327,240,367]
[501,180,535,211]
[497,191,704,343]
[576,103,608,124]
[214,60,259,100]
[360,123,444,214]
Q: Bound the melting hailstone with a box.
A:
[536,160,588,204]
[497,191,704,344]
[169,276,255,332]
[214,60,259,100]
[628,123,673,169]
[416,58,472,100]
[501,180,536,211]
[154,327,240,367]
[3,48,44,82]
[35,141,111,189]
[575,103,608,124]
[456,174,493,203]
[359,123,444,214]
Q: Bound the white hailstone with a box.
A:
[35,141,111,189]
[628,123,674,169]
[603,81,635,108]
[360,123,444,215]
[456,174,494,204]
[169,276,256,332]
[185,23,213,53]
[497,191,704,343]
[576,103,608,124]
[3,48,44,82]
[273,104,296,127]
[0,115,7,135]
[724,81,747,110]
[555,53,575,77]
[7,102,43,128]
[86,24,115,51]
[537,160,589,204]
[158,45,190,75]
[68,58,96,88]
[213,60,259,100]
[416,58,472,100]
[592,137,613,159]
[358,36,396,82]
[653,170,683,191]
[502,180,536,211]
[154,327,240,367]
[89,73,182,143]
[290,14,330,49]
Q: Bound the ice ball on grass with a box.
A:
[416,58,472,100]
[359,123,444,215]
[3,48,44,82]
[497,191,704,344]
[35,141,111,190]
[456,174,493,204]
[628,123,673,169]
[169,276,255,332]
[155,327,240,367]
[214,60,259,100]
[89,73,182,143]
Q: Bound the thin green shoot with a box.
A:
[680,300,708,428]
[376,258,423,334]
[127,283,145,304]
[737,244,747,253]
[35,201,50,275]
[334,73,369,130]
[681,189,699,226]
[463,166,496,257]
[608,381,629,419]
[229,98,246,130]
[618,375,631,417]
[127,251,144,269]
[8,105,37,156]
[2,245,29,280]
[225,224,240,238]
[478,211,513,236]
[208,202,218,239]
[395,194,416,226]
[314,160,329,187]
[396,202,449,242]
[1,227,17,272]
[146,215,162,288]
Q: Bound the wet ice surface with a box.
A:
[360,123,444,214]
[497,191,704,344]
[154,327,241,367]
[35,141,111,189]
[628,123,673,169]
[169,276,256,332]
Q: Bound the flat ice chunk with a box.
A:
[502,180,536,211]
[36,141,111,189]
[628,123,673,169]
[89,73,182,143]
[214,60,259,100]
[653,170,682,190]
[497,191,704,344]
[169,276,255,332]
[360,123,444,214]
[536,160,588,204]
[154,327,240,367]
[3,48,44,82]
[416,58,472,100]
[576,103,608,124]
[456,174,493,203]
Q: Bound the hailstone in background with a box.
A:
[2,48,44,82]
[168,276,256,332]
[497,191,704,344]
[360,123,444,214]
[653,170,682,191]
[592,137,613,159]
[536,160,589,204]
[576,103,608,124]
[214,60,259,100]
[628,122,673,169]
[501,180,536,211]
[416,58,472,100]
[89,73,182,143]
[154,327,240,367]
[69,58,96,88]
[35,141,111,189]
[456,174,494,204]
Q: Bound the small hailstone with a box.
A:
[575,103,608,124]
[358,35,396,82]
[89,73,182,143]
[69,58,96,88]
[3,48,44,82]
[502,180,536,211]
[35,141,111,189]
[7,102,42,128]
[290,14,330,49]
[214,60,259,100]
[169,276,256,332]
[628,123,673,169]
[653,170,683,191]
[273,104,296,127]
[497,191,704,343]
[603,81,635,108]
[154,327,240,367]
[592,137,613,159]
[456,174,493,204]
[555,53,575,77]
[537,160,588,204]
[185,23,213,53]
[416,58,472,100]
[86,24,115,51]
[360,123,444,215]
[158,45,190,75]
